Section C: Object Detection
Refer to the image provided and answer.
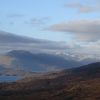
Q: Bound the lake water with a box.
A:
[0,76,21,83]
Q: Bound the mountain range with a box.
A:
[0,49,100,100]
[0,50,84,77]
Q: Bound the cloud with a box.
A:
[0,30,70,54]
[0,30,100,61]
[0,30,43,43]
[47,20,100,42]
[7,14,24,18]
[25,17,51,28]
[65,2,98,13]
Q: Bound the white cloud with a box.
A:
[65,1,100,13]
[65,3,96,13]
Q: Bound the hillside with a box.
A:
[0,62,100,100]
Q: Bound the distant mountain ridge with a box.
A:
[64,62,100,78]
[0,50,82,77]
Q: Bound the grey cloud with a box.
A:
[0,30,47,43]
[0,42,68,54]
[47,20,100,41]
[0,30,70,54]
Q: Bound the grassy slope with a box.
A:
[0,63,100,100]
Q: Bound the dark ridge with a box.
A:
[7,50,34,57]
[71,62,100,73]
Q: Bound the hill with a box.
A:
[0,62,100,100]
[0,50,82,76]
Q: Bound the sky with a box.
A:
[0,0,71,41]
[0,0,99,41]
[0,0,100,60]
